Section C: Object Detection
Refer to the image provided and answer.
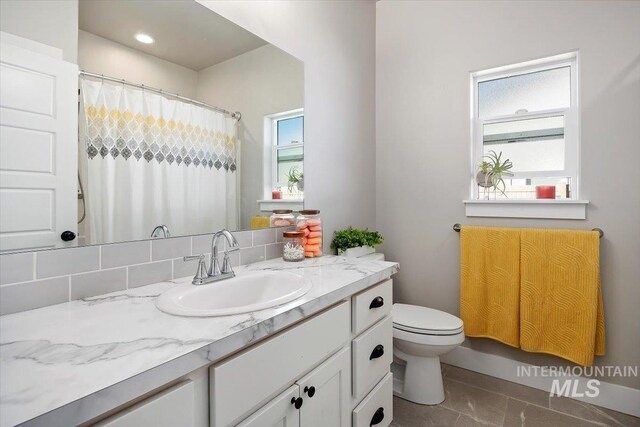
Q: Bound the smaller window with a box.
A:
[471,53,579,200]
[269,110,304,198]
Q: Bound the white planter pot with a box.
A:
[338,245,375,258]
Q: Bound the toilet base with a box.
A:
[393,348,445,405]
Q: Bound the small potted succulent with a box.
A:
[287,167,304,192]
[476,150,514,197]
[330,228,384,257]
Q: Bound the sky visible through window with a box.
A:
[277,116,304,145]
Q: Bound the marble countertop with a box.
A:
[0,256,398,427]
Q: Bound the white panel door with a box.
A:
[297,347,351,427]
[0,39,77,251]
[237,385,301,427]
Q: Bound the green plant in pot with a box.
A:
[330,228,384,257]
[287,167,304,192]
[476,150,514,196]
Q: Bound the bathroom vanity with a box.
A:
[0,256,398,427]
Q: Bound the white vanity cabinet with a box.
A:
[216,279,394,427]
[238,347,351,427]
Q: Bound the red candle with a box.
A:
[535,186,556,199]
[272,190,282,200]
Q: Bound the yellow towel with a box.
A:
[250,216,271,229]
[460,226,521,348]
[520,228,605,366]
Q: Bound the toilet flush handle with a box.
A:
[369,296,384,309]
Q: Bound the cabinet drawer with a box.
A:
[352,316,393,400]
[352,280,392,335]
[353,373,393,427]
[94,381,195,427]
[210,301,350,427]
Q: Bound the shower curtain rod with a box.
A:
[79,70,241,121]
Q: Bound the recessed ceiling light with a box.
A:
[135,33,154,44]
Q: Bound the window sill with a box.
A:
[258,199,304,212]
[463,199,589,219]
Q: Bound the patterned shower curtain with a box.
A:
[80,78,238,244]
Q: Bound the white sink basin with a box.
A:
[156,271,312,317]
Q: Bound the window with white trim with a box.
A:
[471,52,579,200]
[270,109,303,198]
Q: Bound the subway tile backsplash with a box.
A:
[0,227,294,316]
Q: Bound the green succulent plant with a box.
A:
[330,228,384,254]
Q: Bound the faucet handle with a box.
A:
[221,252,236,275]
[183,254,208,285]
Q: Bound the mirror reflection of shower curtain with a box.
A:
[79,78,238,244]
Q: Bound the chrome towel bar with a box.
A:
[452,223,604,238]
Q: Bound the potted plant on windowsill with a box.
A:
[476,150,514,198]
[287,167,304,192]
[330,228,384,257]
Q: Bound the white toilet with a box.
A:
[392,303,464,405]
[356,252,464,405]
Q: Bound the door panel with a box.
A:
[297,347,351,427]
[237,385,300,427]
[0,40,78,251]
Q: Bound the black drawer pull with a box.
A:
[290,396,303,409]
[370,407,384,426]
[304,386,316,397]
[369,344,384,360]
[369,296,384,309]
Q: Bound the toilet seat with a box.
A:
[392,303,464,336]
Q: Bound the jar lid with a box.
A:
[272,209,293,214]
[299,210,320,215]
[283,231,305,238]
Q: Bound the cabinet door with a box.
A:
[237,385,300,427]
[297,347,351,427]
[94,381,195,427]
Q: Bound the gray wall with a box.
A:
[0,0,78,63]
[78,30,199,98]
[199,0,377,251]
[376,0,640,388]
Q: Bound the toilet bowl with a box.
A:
[392,303,464,405]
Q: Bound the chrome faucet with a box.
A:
[151,225,171,238]
[183,229,240,285]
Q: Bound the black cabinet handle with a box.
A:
[370,345,384,360]
[60,231,76,242]
[369,296,384,309]
[290,396,303,409]
[304,386,316,397]
[370,407,384,426]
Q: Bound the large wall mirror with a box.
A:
[0,0,304,252]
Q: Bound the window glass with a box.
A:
[483,116,565,172]
[276,146,303,184]
[478,66,570,117]
[277,116,303,145]
[488,177,571,199]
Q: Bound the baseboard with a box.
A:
[441,346,640,417]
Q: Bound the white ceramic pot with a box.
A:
[338,245,375,258]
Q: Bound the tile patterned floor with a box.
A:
[391,364,640,427]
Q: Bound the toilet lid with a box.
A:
[393,303,464,335]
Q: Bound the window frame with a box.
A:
[269,108,304,191]
[470,52,580,200]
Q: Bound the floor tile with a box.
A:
[455,413,500,426]
[549,396,640,427]
[444,364,549,408]
[440,379,508,425]
[392,396,460,426]
[503,398,603,427]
